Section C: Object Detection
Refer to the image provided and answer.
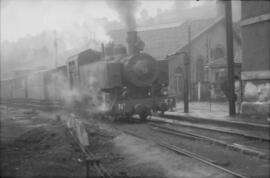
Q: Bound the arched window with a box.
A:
[174,66,183,97]
[175,66,183,74]
[211,47,225,60]
[196,58,204,82]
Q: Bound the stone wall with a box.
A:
[240,1,270,116]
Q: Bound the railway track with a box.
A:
[122,129,247,178]
[150,115,270,141]
[66,123,113,178]
[3,104,269,177]
[110,115,269,178]
[1,100,63,110]
[161,113,270,132]
[3,100,269,138]
[149,123,270,160]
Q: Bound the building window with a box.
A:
[211,47,225,60]
[196,58,204,82]
[174,66,183,97]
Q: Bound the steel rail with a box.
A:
[84,147,112,178]
[149,123,269,159]
[161,114,270,130]
[1,101,63,110]
[150,116,270,142]
[66,124,112,178]
[122,130,247,178]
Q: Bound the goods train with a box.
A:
[1,31,175,121]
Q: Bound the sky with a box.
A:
[1,0,197,42]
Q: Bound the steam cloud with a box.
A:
[107,0,140,31]
[40,67,108,113]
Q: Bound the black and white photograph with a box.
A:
[0,0,269,177]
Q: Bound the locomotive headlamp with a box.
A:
[161,87,168,96]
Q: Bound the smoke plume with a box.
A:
[107,0,140,31]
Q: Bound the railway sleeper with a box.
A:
[122,130,247,178]
[150,124,270,160]
[151,117,270,142]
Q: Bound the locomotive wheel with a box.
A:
[158,111,165,116]
[114,113,132,122]
[140,113,148,122]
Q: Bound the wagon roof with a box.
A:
[67,48,102,66]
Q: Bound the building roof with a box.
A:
[167,16,225,56]
[67,48,102,66]
[168,16,242,59]
[108,18,218,60]
[109,16,242,62]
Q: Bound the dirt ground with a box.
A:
[0,107,86,178]
[1,106,231,178]
[0,106,171,178]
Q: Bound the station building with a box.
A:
[109,17,242,102]
[109,1,270,117]
[166,17,241,101]
[240,1,270,116]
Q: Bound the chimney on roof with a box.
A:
[216,0,225,17]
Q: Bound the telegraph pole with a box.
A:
[166,20,191,113]
[225,0,236,116]
[53,31,58,104]
[184,22,191,113]
[54,31,58,68]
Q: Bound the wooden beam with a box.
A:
[241,70,270,80]
[241,14,270,27]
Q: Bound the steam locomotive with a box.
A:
[1,31,175,121]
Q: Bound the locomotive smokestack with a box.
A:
[126,31,145,55]
[106,0,139,31]
[127,31,138,55]
[106,0,144,55]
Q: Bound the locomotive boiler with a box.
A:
[88,31,175,120]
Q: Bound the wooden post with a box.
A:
[184,53,189,113]
[184,21,191,113]
[86,159,90,178]
[198,82,201,101]
[54,31,58,106]
[54,31,58,68]
[225,0,236,116]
